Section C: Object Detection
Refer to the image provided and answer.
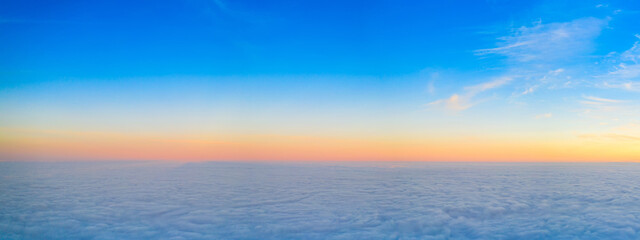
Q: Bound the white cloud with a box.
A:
[535,113,553,119]
[620,34,640,63]
[602,81,640,91]
[578,95,639,123]
[476,18,607,63]
[601,35,640,91]
[428,94,472,111]
[465,76,513,93]
[518,68,567,95]
[428,76,512,111]
[3,161,640,239]
[610,64,640,79]
[428,16,640,123]
[579,95,626,110]
[432,18,606,110]
[583,96,625,103]
[522,86,537,95]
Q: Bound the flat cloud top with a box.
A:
[1,161,640,239]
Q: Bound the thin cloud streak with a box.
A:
[601,34,640,91]
[583,96,625,103]
[430,17,609,112]
[427,76,512,111]
[475,17,607,63]
[535,113,552,119]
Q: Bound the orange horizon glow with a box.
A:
[2,128,638,162]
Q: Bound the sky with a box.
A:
[1,0,639,162]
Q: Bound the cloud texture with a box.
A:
[2,162,640,239]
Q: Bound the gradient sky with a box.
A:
[1,0,640,161]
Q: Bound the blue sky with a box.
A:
[1,0,640,161]
[4,0,635,78]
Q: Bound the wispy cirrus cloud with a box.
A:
[464,76,513,93]
[620,34,640,63]
[427,76,512,111]
[582,95,626,104]
[578,95,639,128]
[579,95,627,113]
[475,17,608,97]
[601,35,640,91]
[519,68,567,95]
[427,94,469,111]
[476,17,608,64]
[428,18,607,111]
[602,80,640,91]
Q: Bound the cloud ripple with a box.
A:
[1,162,640,239]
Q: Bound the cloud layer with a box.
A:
[2,162,640,239]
